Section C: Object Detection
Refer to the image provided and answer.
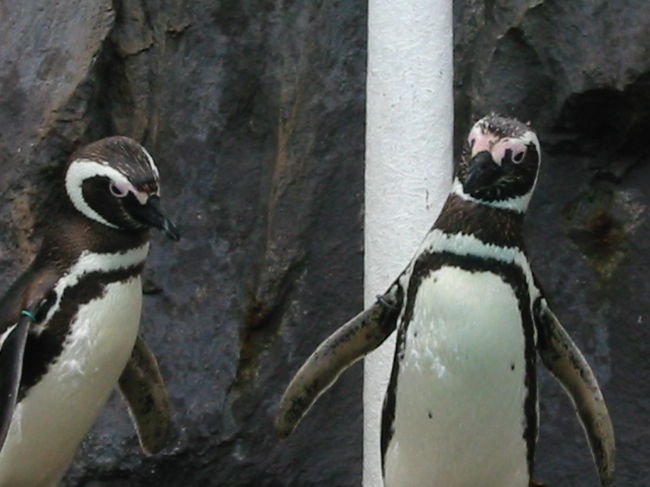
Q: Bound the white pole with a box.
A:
[363,1,453,486]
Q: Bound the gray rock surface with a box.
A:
[0,0,646,485]
[1,1,366,485]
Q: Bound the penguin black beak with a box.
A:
[131,195,181,241]
[463,151,502,193]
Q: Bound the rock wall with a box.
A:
[1,1,366,485]
[0,0,646,485]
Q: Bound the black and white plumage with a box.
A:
[0,136,177,486]
[275,114,615,486]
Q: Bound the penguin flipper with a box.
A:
[119,335,172,455]
[0,311,31,450]
[534,298,615,486]
[275,283,402,438]
[0,267,59,452]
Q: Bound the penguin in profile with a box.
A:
[0,136,179,486]
[276,114,615,486]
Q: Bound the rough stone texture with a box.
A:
[0,0,647,486]
[0,1,366,486]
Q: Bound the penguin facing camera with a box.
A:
[276,114,615,487]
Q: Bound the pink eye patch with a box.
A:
[492,138,527,165]
[468,126,498,156]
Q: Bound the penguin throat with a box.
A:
[452,178,533,213]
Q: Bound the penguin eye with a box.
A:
[109,181,129,198]
[468,136,476,148]
[512,148,526,164]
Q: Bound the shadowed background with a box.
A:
[0,1,647,485]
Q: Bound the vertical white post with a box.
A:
[363,1,453,486]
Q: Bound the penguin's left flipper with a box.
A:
[534,298,615,486]
[119,335,172,455]
[0,268,59,452]
[275,283,403,438]
[0,307,33,450]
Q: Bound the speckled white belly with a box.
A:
[0,277,142,487]
[384,266,529,487]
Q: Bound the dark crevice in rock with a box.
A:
[232,257,304,393]
[552,73,650,182]
[548,74,650,281]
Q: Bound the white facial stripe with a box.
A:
[452,178,533,212]
[419,228,540,302]
[66,160,119,227]
[141,147,160,192]
[0,323,17,351]
[37,244,150,330]
[65,159,150,226]
[519,130,540,157]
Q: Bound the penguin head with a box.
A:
[64,136,180,240]
[457,114,541,211]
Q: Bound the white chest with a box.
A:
[0,276,143,487]
[384,266,531,487]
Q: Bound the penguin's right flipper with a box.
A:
[534,297,615,486]
[275,283,403,438]
[119,335,172,455]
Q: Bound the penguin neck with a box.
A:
[433,191,526,250]
[451,177,533,213]
[37,205,151,271]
